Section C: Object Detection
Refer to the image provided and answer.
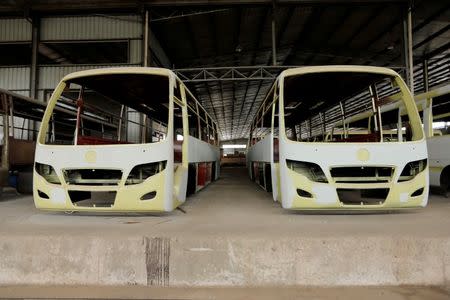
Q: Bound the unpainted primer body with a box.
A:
[415,84,450,193]
[247,66,428,210]
[33,67,220,212]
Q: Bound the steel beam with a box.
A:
[0,0,410,14]
[175,66,288,82]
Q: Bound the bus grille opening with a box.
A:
[68,191,116,207]
[64,169,123,186]
[330,166,394,183]
[337,188,389,205]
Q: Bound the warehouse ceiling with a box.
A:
[1,0,449,140]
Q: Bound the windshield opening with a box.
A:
[283,72,422,143]
[44,73,170,145]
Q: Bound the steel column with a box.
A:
[143,10,150,67]
[407,5,414,94]
[30,17,40,140]
[271,0,277,66]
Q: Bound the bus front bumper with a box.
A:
[283,169,428,210]
[33,170,170,212]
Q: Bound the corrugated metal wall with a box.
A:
[1,15,144,95]
[0,67,30,93]
[0,18,31,41]
[41,15,142,40]
[1,15,145,140]
[129,40,142,64]
[38,14,143,91]
[39,64,140,90]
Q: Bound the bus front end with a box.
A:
[278,66,428,210]
[33,68,180,212]
[34,143,174,212]
[280,143,428,210]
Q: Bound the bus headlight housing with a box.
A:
[125,161,167,185]
[398,159,427,182]
[35,162,61,184]
[286,160,328,183]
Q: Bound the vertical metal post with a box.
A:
[402,14,409,86]
[422,59,433,138]
[423,59,429,92]
[74,88,84,145]
[143,10,150,67]
[339,102,346,138]
[402,4,414,94]
[308,118,312,139]
[140,9,150,142]
[271,0,277,66]
[30,17,39,99]
[8,96,14,136]
[397,108,403,142]
[141,115,148,143]
[1,94,10,169]
[30,17,40,141]
[117,105,124,141]
[407,6,414,95]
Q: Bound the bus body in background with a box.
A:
[247,66,428,210]
[415,84,450,196]
[0,89,40,194]
[33,67,220,212]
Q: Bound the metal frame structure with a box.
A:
[0,1,449,142]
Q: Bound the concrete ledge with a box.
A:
[1,234,449,287]
[1,168,449,288]
[1,285,450,300]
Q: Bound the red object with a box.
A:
[335,132,380,143]
[77,136,130,145]
[197,163,206,187]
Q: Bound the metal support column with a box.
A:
[423,59,429,92]
[407,6,414,94]
[30,17,39,99]
[143,10,150,67]
[140,9,150,141]
[1,94,10,169]
[271,0,277,66]
[422,59,433,138]
[30,17,40,140]
[402,4,414,94]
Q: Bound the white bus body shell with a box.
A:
[247,66,429,210]
[33,67,219,212]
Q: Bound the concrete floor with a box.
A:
[0,167,449,294]
[0,167,449,239]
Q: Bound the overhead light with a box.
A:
[286,101,302,109]
[235,44,242,53]
[222,144,246,149]
[310,101,324,110]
